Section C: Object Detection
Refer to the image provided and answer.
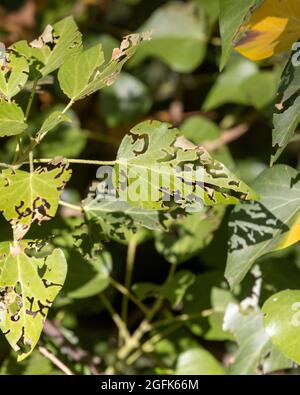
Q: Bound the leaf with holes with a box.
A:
[83,184,170,243]
[59,33,149,101]
[11,16,82,77]
[0,242,67,361]
[0,159,72,240]
[226,165,300,288]
[58,44,104,101]
[271,49,300,165]
[0,53,29,99]
[115,120,257,211]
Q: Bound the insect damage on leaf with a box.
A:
[11,16,82,77]
[0,242,67,361]
[115,120,257,210]
[0,159,72,241]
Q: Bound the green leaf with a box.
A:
[115,120,257,210]
[175,348,226,375]
[183,272,235,341]
[64,249,112,299]
[58,44,104,101]
[223,303,287,374]
[130,2,207,73]
[226,165,300,288]
[0,159,72,240]
[83,186,169,243]
[35,110,71,140]
[271,50,300,165]
[0,53,29,99]
[154,206,225,264]
[0,242,67,361]
[133,271,196,308]
[0,102,27,137]
[59,33,148,101]
[204,56,277,110]
[196,0,219,32]
[11,16,82,77]
[262,290,300,365]
[218,0,260,70]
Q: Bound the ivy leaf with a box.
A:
[226,165,300,288]
[218,0,260,70]
[0,159,72,240]
[58,44,104,101]
[175,348,226,375]
[130,2,207,73]
[223,303,290,374]
[11,16,82,77]
[262,290,300,365]
[0,242,67,361]
[154,206,225,264]
[0,53,29,99]
[235,0,300,61]
[0,102,27,137]
[271,50,300,165]
[115,120,257,210]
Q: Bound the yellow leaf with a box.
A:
[234,0,300,61]
[280,213,300,250]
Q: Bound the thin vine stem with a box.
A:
[25,79,39,121]
[59,200,82,212]
[33,158,116,166]
[110,277,149,316]
[99,293,131,344]
[117,263,177,360]
[121,239,137,325]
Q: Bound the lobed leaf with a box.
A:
[0,159,72,240]
[11,16,82,77]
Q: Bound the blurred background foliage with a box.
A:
[0,0,299,375]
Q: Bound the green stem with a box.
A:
[62,100,74,114]
[59,200,82,212]
[99,293,131,343]
[25,79,38,121]
[110,277,149,316]
[126,323,182,366]
[29,151,34,173]
[34,158,116,166]
[121,239,137,325]
[117,263,177,360]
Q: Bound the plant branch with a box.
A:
[99,293,131,343]
[117,264,177,360]
[38,346,74,375]
[59,200,83,212]
[33,158,116,166]
[121,239,137,325]
[25,79,39,121]
[110,277,149,316]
